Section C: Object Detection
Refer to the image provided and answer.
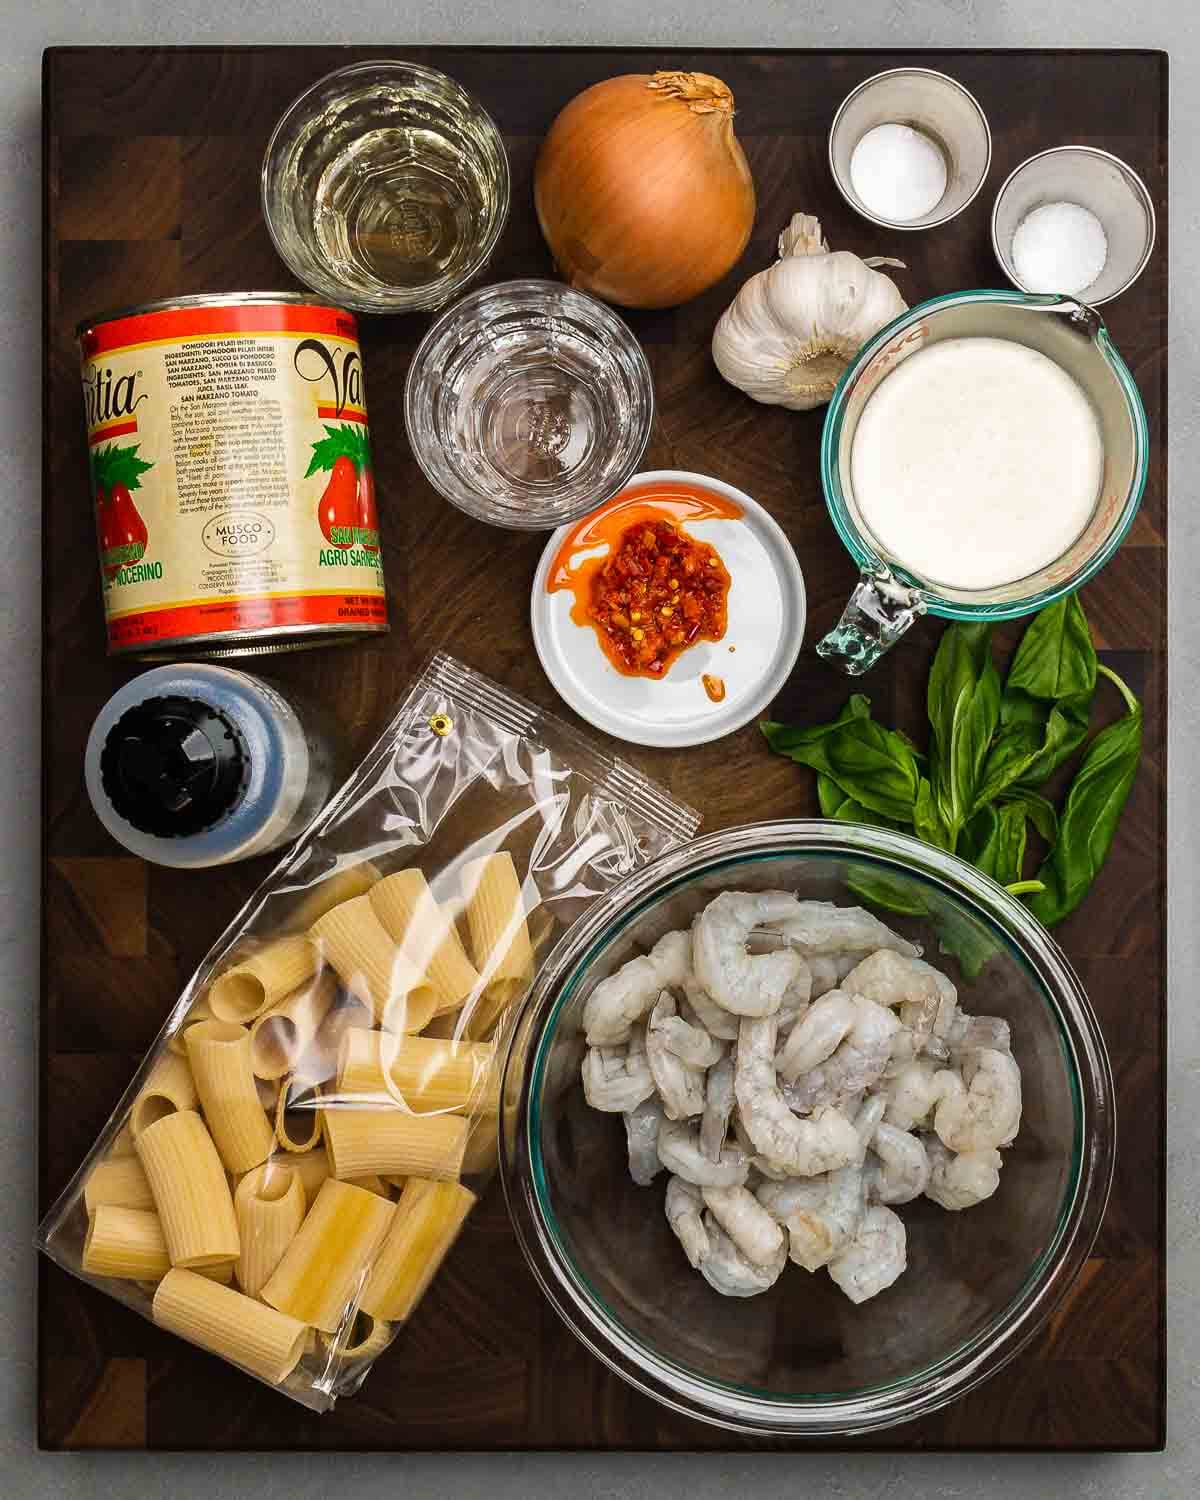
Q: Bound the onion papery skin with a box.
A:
[534,71,757,310]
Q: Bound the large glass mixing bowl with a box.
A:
[499,822,1114,1436]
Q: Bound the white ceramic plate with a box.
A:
[531,470,806,748]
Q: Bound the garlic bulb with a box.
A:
[712,213,907,410]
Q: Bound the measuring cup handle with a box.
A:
[816,575,926,675]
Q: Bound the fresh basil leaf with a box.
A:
[1001,788,1059,847]
[1011,694,1092,789]
[766,713,922,824]
[1005,595,1098,703]
[926,624,1001,845]
[845,870,931,918]
[977,692,1090,807]
[1026,665,1142,927]
[963,799,1029,887]
[914,777,953,850]
[760,694,870,755]
[816,774,908,831]
[928,893,1001,981]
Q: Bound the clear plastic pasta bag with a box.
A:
[37,653,699,1411]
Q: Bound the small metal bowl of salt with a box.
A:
[992,146,1155,305]
[828,68,992,231]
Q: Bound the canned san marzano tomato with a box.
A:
[77,292,389,657]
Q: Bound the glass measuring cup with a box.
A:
[817,289,1148,674]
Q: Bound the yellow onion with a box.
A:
[534,70,756,310]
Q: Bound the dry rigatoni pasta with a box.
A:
[168,994,217,1055]
[184,1020,275,1174]
[234,1161,307,1298]
[310,896,437,1033]
[209,936,319,1025]
[281,861,381,934]
[84,1156,155,1214]
[322,1104,469,1182]
[368,869,480,1015]
[109,1123,136,1158]
[274,1079,324,1153]
[271,1147,330,1209]
[153,1268,308,1385]
[460,853,534,1039]
[135,1110,239,1269]
[129,1053,199,1140]
[255,1075,282,1115]
[250,972,338,1081]
[319,1311,392,1361]
[260,1179,394,1333]
[83,1205,171,1281]
[337,1029,498,1114]
[460,1116,501,1177]
[292,996,374,1088]
[346,1175,396,1199]
[360,1178,476,1323]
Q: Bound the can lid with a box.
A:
[99,695,249,839]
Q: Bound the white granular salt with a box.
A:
[849,123,949,223]
[1011,201,1108,296]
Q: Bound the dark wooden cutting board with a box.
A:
[40,45,1167,1451]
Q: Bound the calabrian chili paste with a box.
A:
[547,479,739,679]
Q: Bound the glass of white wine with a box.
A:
[263,60,511,314]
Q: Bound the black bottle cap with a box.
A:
[99,694,249,839]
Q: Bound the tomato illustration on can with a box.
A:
[306,423,378,552]
[91,442,153,582]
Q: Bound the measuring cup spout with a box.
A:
[816,573,926,675]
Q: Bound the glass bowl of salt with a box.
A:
[991,146,1156,306]
[828,68,992,231]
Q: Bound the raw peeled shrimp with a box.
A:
[827,1203,907,1304]
[807,955,840,999]
[768,902,920,958]
[692,891,805,1017]
[665,1175,710,1268]
[924,1137,1003,1210]
[853,1093,888,1154]
[580,1027,655,1113]
[776,960,813,1033]
[841,950,941,1059]
[945,1014,1012,1062]
[701,1183,786,1266]
[681,977,739,1042]
[699,1053,735,1162]
[734,1015,861,1177]
[776,993,900,1113]
[754,1175,828,1223]
[780,1164,867,1272]
[881,1058,957,1131]
[658,1118,750,1188]
[655,1008,724,1070]
[646,991,707,1120]
[868,1121,931,1205]
[624,1095,665,1186]
[775,990,858,1079]
[582,928,693,1045]
[933,1048,1022,1153]
[732,1112,791,1181]
[699,1214,787,1297]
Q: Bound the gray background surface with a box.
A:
[3,2,1195,1496]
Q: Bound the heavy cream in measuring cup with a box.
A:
[850,337,1103,590]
